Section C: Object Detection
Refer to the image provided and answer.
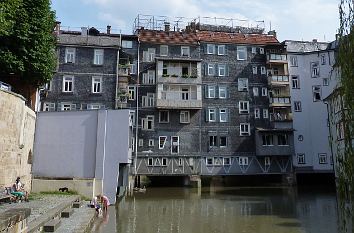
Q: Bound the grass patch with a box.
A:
[39,190,78,195]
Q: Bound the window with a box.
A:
[297,154,305,164]
[44,80,52,91]
[213,157,222,166]
[94,49,104,65]
[239,157,248,165]
[43,103,55,111]
[219,109,228,122]
[290,56,298,66]
[218,45,225,55]
[220,136,227,147]
[294,101,302,112]
[122,40,133,49]
[148,158,154,166]
[207,44,215,54]
[209,135,217,148]
[143,70,155,84]
[206,158,213,166]
[292,76,300,89]
[218,64,226,76]
[323,78,329,86]
[142,115,154,130]
[128,86,136,100]
[252,66,257,74]
[208,64,215,76]
[181,46,190,57]
[219,86,227,99]
[178,158,183,166]
[254,108,260,119]
[223,157,231,165]
[171,136,179,154]
[336,121,344,140]
[253,87,259,96]
[298,135,304,141]
[239,101,249,114]
[61,102,76,111]
[237,46,247,60]
[130,63,137,74]
[261,66,266,74]
[238,78,248,91]
[208,108,216,122]
[148,139,154,147]
[159,111,169,123]
[180,111,190,124]
[65,47,75,63]
[131,137,135,152]
[320,54,326,65]
[259,48,264,54]
[143,48,156,62]
[161,158,167,166]
[62,76,74,92]
[278,134,289,145]
[240,123,251,136]
[319,153,327,164]
[263,109,269,118]
[92,76,102,93]
[88,104,102,110]
[262,134,273,146]
[142,93,155,107]
[261,87,268,96]
[265,157,271,166]
[138,139,143,147]
[312,86,321,101]
[311,62,319,77]
[252,47,257,54]
[207,85,216,98]
[159,136,167,149]
[160,45,168,56]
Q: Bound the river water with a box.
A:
[91,186,338,233]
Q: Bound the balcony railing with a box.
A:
[156,90,202,109]
[158,74,201,84]
[161,90,198,100]
[270,97,291,105]
[269,75,289,82]
[267,54,287,62]
[118,64,131,76]
[270,113,293,121]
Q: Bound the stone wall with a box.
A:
[0,89,36,190]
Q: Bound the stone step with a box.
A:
[61,207,74,218]
[43,218,61,232]
[72,201,82,208]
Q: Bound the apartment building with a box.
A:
[286,40,337,177]
[40,24,121,111]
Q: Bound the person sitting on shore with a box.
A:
[11,177,29,202]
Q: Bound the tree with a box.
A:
[0,0,56,86]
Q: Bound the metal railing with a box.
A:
[267,54,287,61]
[160,90,198,100]
[270,97,291,104]
[270,75,289,82]
[270,113,292,121]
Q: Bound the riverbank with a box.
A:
[0,193,96,232]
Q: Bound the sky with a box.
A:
[52,0,339,42]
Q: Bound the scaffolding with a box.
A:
[133,14,265,34]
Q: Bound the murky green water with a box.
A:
[91,186,338,233]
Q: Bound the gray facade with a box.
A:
[33,109,132,204]
[286,40,336,173]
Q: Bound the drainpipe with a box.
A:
[134,38,140,184]
[115,31,121,109]
[101,110,108,194]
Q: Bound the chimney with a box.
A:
[164,22,170,32]
[107,25,111,35]
[268,30,277,38]
[312,39,318,43]
[54,21,61,35]
[81,27,88,36]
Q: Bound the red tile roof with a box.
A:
[138,29,279,45]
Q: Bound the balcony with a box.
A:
[156,90,202,109]
[156,60,202,85]
[268,75,289,86]
[118,64,131,76]
[158,75,201,84]
[267,54,287,63]
[270,113,293,122]
[269,97,291,107]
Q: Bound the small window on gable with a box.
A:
[297,154,305,164]
[65,47,75,63]
[207,44,215,54]
[319,153,327,164]
[94,49,104,65]
[292,76,300,89]
[290,56,298,66]
[323,78,329,86]
[237,46,247,60]
[160,45,168,56]
[294,101,302,112]
[218,45,225,55]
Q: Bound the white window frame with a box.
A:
[239,101,249,114]
[207,44,215,54]
[223,157,231,165]
[171,136,179,154]
[219,136,227,148]
[208,108,216,122]
[122,40,133,49]
[148,158,154,166]
[240,123,251,136]
[319,153,327,164]
[294,101,302,112]
[93,49,104,65]
[292,76,300,89]
[261,87,268,96]
[159,136,167,149]
[138,139,143,147]
[253,87,259,96]
[252,66,257,74]
[142,115,154,130]
[259,48,264,54]
[311,62,320,77]
[161,158,167,166]
[323,78,329,86]
[238,78,248,91]
[65,47,75,63]
[181,46,190,57]
[88,103,102,110]
[128,86,136,100]
[92,76,102,93]
[219,108,228,122]
[262,134,274,146]
[218,45,225,55]
[208,64,215,76]
[159,110,169,123]
[260,66,266,74]
[265,157,271,166]
[61,102,76,111]
[239,157,249,165]
[312,86,322,102]
[218,64,226,76]
[254,108,260,119]
[218,86,227,99]
[62,75,74,93]
[160,45,168,56]
[251,47,257,54]
[148,139,154,147]
[290,56,298,67]
[206,157,214,166]
[207,86,216,98]
[263,109,269,119]
[297,154,305,164]
[209,135,217,148]
[237,46,247,60]
[320,54,326,65]
[178,158,183,166]
[43,102,55,111]
[180,111,190,124]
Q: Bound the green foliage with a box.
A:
[0,0,56,86]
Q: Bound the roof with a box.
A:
[196,31,279,45]
[57,34,121,47]
[138,29,279,45]
[284,40,330,53]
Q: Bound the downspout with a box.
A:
[134,38,140,182]
[115,31,121,109]
[101,110,108,194]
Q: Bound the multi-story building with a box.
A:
[286,40,337,181]
[40,24,121,111]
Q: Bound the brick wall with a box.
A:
[0,90,35,190]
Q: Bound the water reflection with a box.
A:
[91,187,338,233]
